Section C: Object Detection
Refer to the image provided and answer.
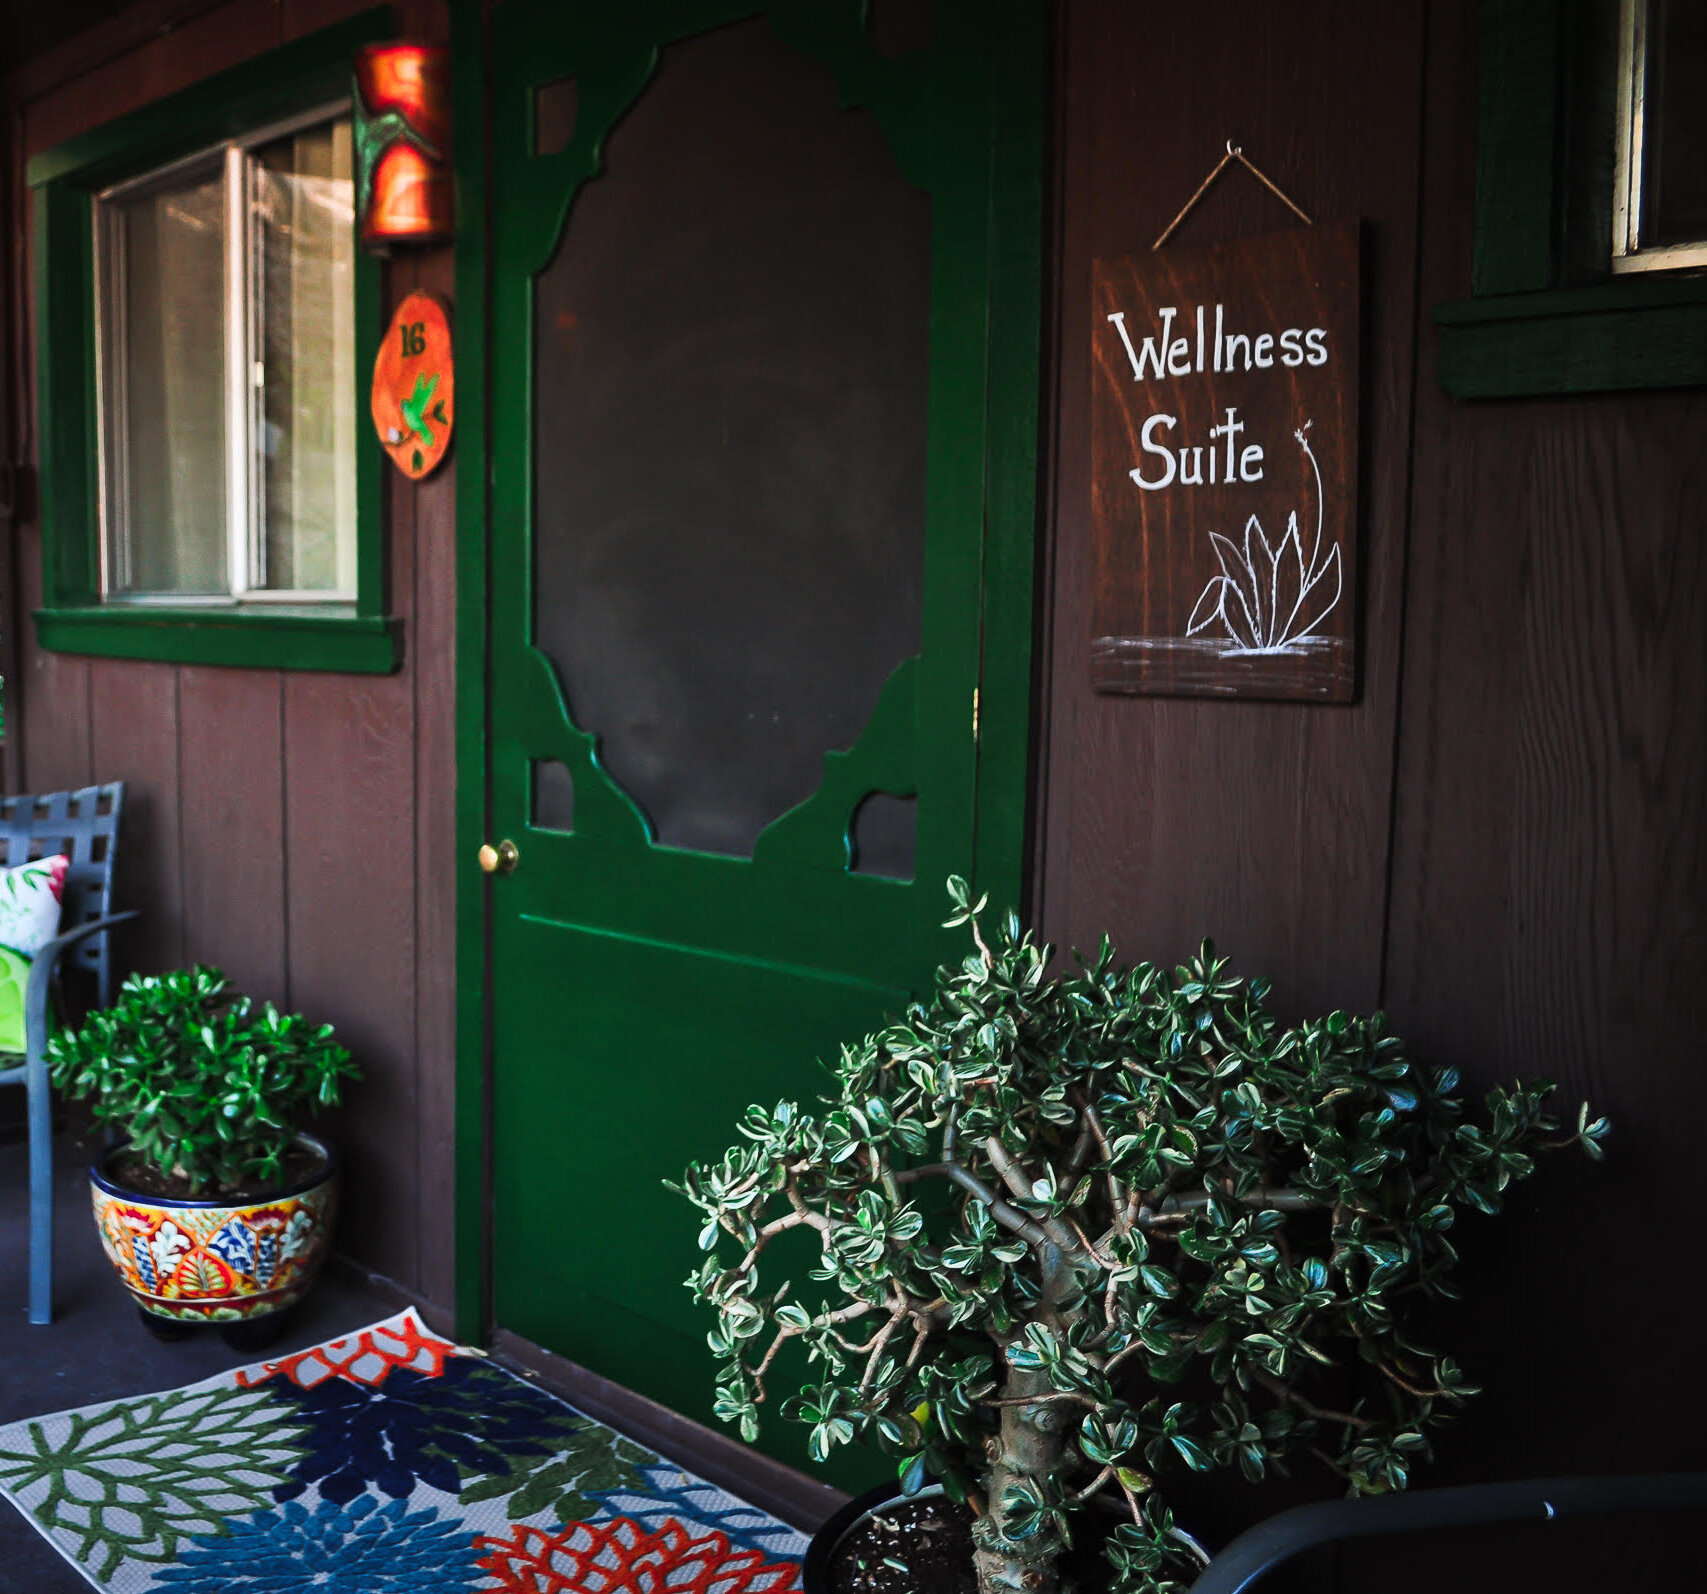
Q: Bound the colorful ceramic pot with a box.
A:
[90,1133,338,1325]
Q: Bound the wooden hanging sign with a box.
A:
[372,290,454,480]
[1089,222,1361,699]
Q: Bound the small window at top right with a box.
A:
[1613,0,1707,273]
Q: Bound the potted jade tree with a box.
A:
[48,965,359,1347]
[677,880,1608,1594]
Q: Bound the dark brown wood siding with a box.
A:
[1038,0,1703,1581]
[0,0,457,1304]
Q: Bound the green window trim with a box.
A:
[32,608,402,674]
[1436,0,1707,397]
[27,7,402,674]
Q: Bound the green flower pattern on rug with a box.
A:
[457,1411,658,1524]
[0,1384,307,1579]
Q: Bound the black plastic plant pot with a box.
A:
[801,1481,952,1594]
[801,1477,1216,1593]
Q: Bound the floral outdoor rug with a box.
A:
[0,1308,806,1592]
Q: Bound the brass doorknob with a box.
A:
[478,839,519,874]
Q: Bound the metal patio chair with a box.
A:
[0,783,135,1325]
[1186,1472,1707,1593]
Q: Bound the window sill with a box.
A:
[33,606,402,674]
[1435,274,1707,397]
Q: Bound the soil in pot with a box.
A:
[105,1142,325,1202]
[826,1495,978,1594]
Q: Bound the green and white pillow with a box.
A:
[0,855,68,1053]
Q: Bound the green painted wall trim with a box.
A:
[970,0,1046,915]
[1439,0,1707,397]
[450,0,492,1344]
[32,608,401,673]
[1437,276,1707,396]
[31,8,397,669]
[33,184,98,610]
[1470,0,1563,298]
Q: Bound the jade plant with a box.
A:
[48,965,358,1197]
[677,881,1608,1594]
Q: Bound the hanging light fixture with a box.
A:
[353,43,453,251]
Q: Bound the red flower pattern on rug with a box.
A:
[236,1308,466,1389]
[473,1515,801,1594]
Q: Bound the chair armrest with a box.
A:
[24,910,141,1066]
[1186,1473,1707,1594]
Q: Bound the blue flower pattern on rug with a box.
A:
[272,1356,573,1504]
[152,1496,484,1593]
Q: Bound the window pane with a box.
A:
[252,120,356,594]
[1644,0,1707,246]
[101,166,228,595]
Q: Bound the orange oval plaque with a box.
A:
[372,291,454,480]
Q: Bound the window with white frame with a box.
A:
[1613,0,1707,274]
[94,107,357,603]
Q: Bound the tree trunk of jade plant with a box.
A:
[974,1243,1076,1594]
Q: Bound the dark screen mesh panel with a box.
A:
[849,791,917,881]
[532,18,929,859]
[534,76,579,157]
[531,759,576,833]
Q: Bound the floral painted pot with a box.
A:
[90,1132,338,1324]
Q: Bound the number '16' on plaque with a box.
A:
[372,289,455,481]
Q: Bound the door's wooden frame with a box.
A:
[450,0,1047,1345]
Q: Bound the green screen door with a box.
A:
[477,0,1041,1464]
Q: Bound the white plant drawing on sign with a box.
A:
[1186,422,1342,653]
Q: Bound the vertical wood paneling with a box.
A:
[1036,0,1427,1019]
[284,671,418,1287]
[87,659,183,973]
[284,353,418,1282]
[13,525,91,798]
[401,0,457,1312]
[177,667,287,1002]
[412,247,459,1310]
[1038,7,1700,1586]
[1362,10,1707,1591]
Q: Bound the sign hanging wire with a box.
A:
[1152,141,1313,251]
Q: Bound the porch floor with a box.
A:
[0,1132,422,1591]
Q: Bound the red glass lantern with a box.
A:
[354,44,453,250]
